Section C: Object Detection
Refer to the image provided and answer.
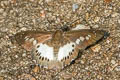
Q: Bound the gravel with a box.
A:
[0,0,120,80]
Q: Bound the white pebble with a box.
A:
[22,53,26,57]
[15,55,18,58]
[111,60,116,64]
[72,4,79,12]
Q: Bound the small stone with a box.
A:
[40,10,46,18]
[15,55,18,58]
[85,13,89,21]
[91,44,101,52]
[118,19,120,24]
[0,8,4,13]
[80,60,85,64]
[22,53,26,57]
[115,65,120,71]
[61,72,73,79]
[94,17,100,22]
[0,76,4,80]
[111,60,116,64]
[30,0,34,2]
[111,13,119,17]
[104,0,112,3]
[93,24,99,28]
[72,4,79,12]
[85,66,89,70]
[45,0,52,3]
[18,74,36,80]
[118,44,120,48]
[106,40,110,44]
[20,27,27,31]
[72,24,90,30]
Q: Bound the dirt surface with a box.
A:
[0,0,120,80]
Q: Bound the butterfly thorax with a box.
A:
[50,30,64,58]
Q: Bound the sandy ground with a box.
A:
[0,0,120,80]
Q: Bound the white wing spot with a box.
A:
[88,35,91,37]
[24,36,29,41]
[79,36,85,41]
[58,43,75,61]
[76,39,80,44]
[36,43,54,60]
[86,36,89,40]
[29,38,34,42]
[33,40,37,45]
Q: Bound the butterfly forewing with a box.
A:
[64,29,105,50]
[14,30,53,51]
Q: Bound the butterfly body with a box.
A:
[13,29,107,70]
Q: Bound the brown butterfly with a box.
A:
[13,29,108,70]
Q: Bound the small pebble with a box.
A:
[80,60,85,64]
[94,17,100,22]
[85,13,89,21]
[91,44,101,52]
[115,65,120,71]
[0,8,4,13]
[18,74,36,80]
[111,13,119,17]
[22,53,26,57]
[15,55,18,58]
[118,44,120,48]
[104,0,112,3]
[72,4,79,12]
[118,19,120,24]
[111,60,116,64]
[0,76,4,80]
[93,24,99,28]
[72,24,90,30]
[20,27,27,31]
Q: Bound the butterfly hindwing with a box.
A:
[64,29,106,50]
[57,41,79,68]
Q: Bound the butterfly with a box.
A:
[13,29,108,70]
